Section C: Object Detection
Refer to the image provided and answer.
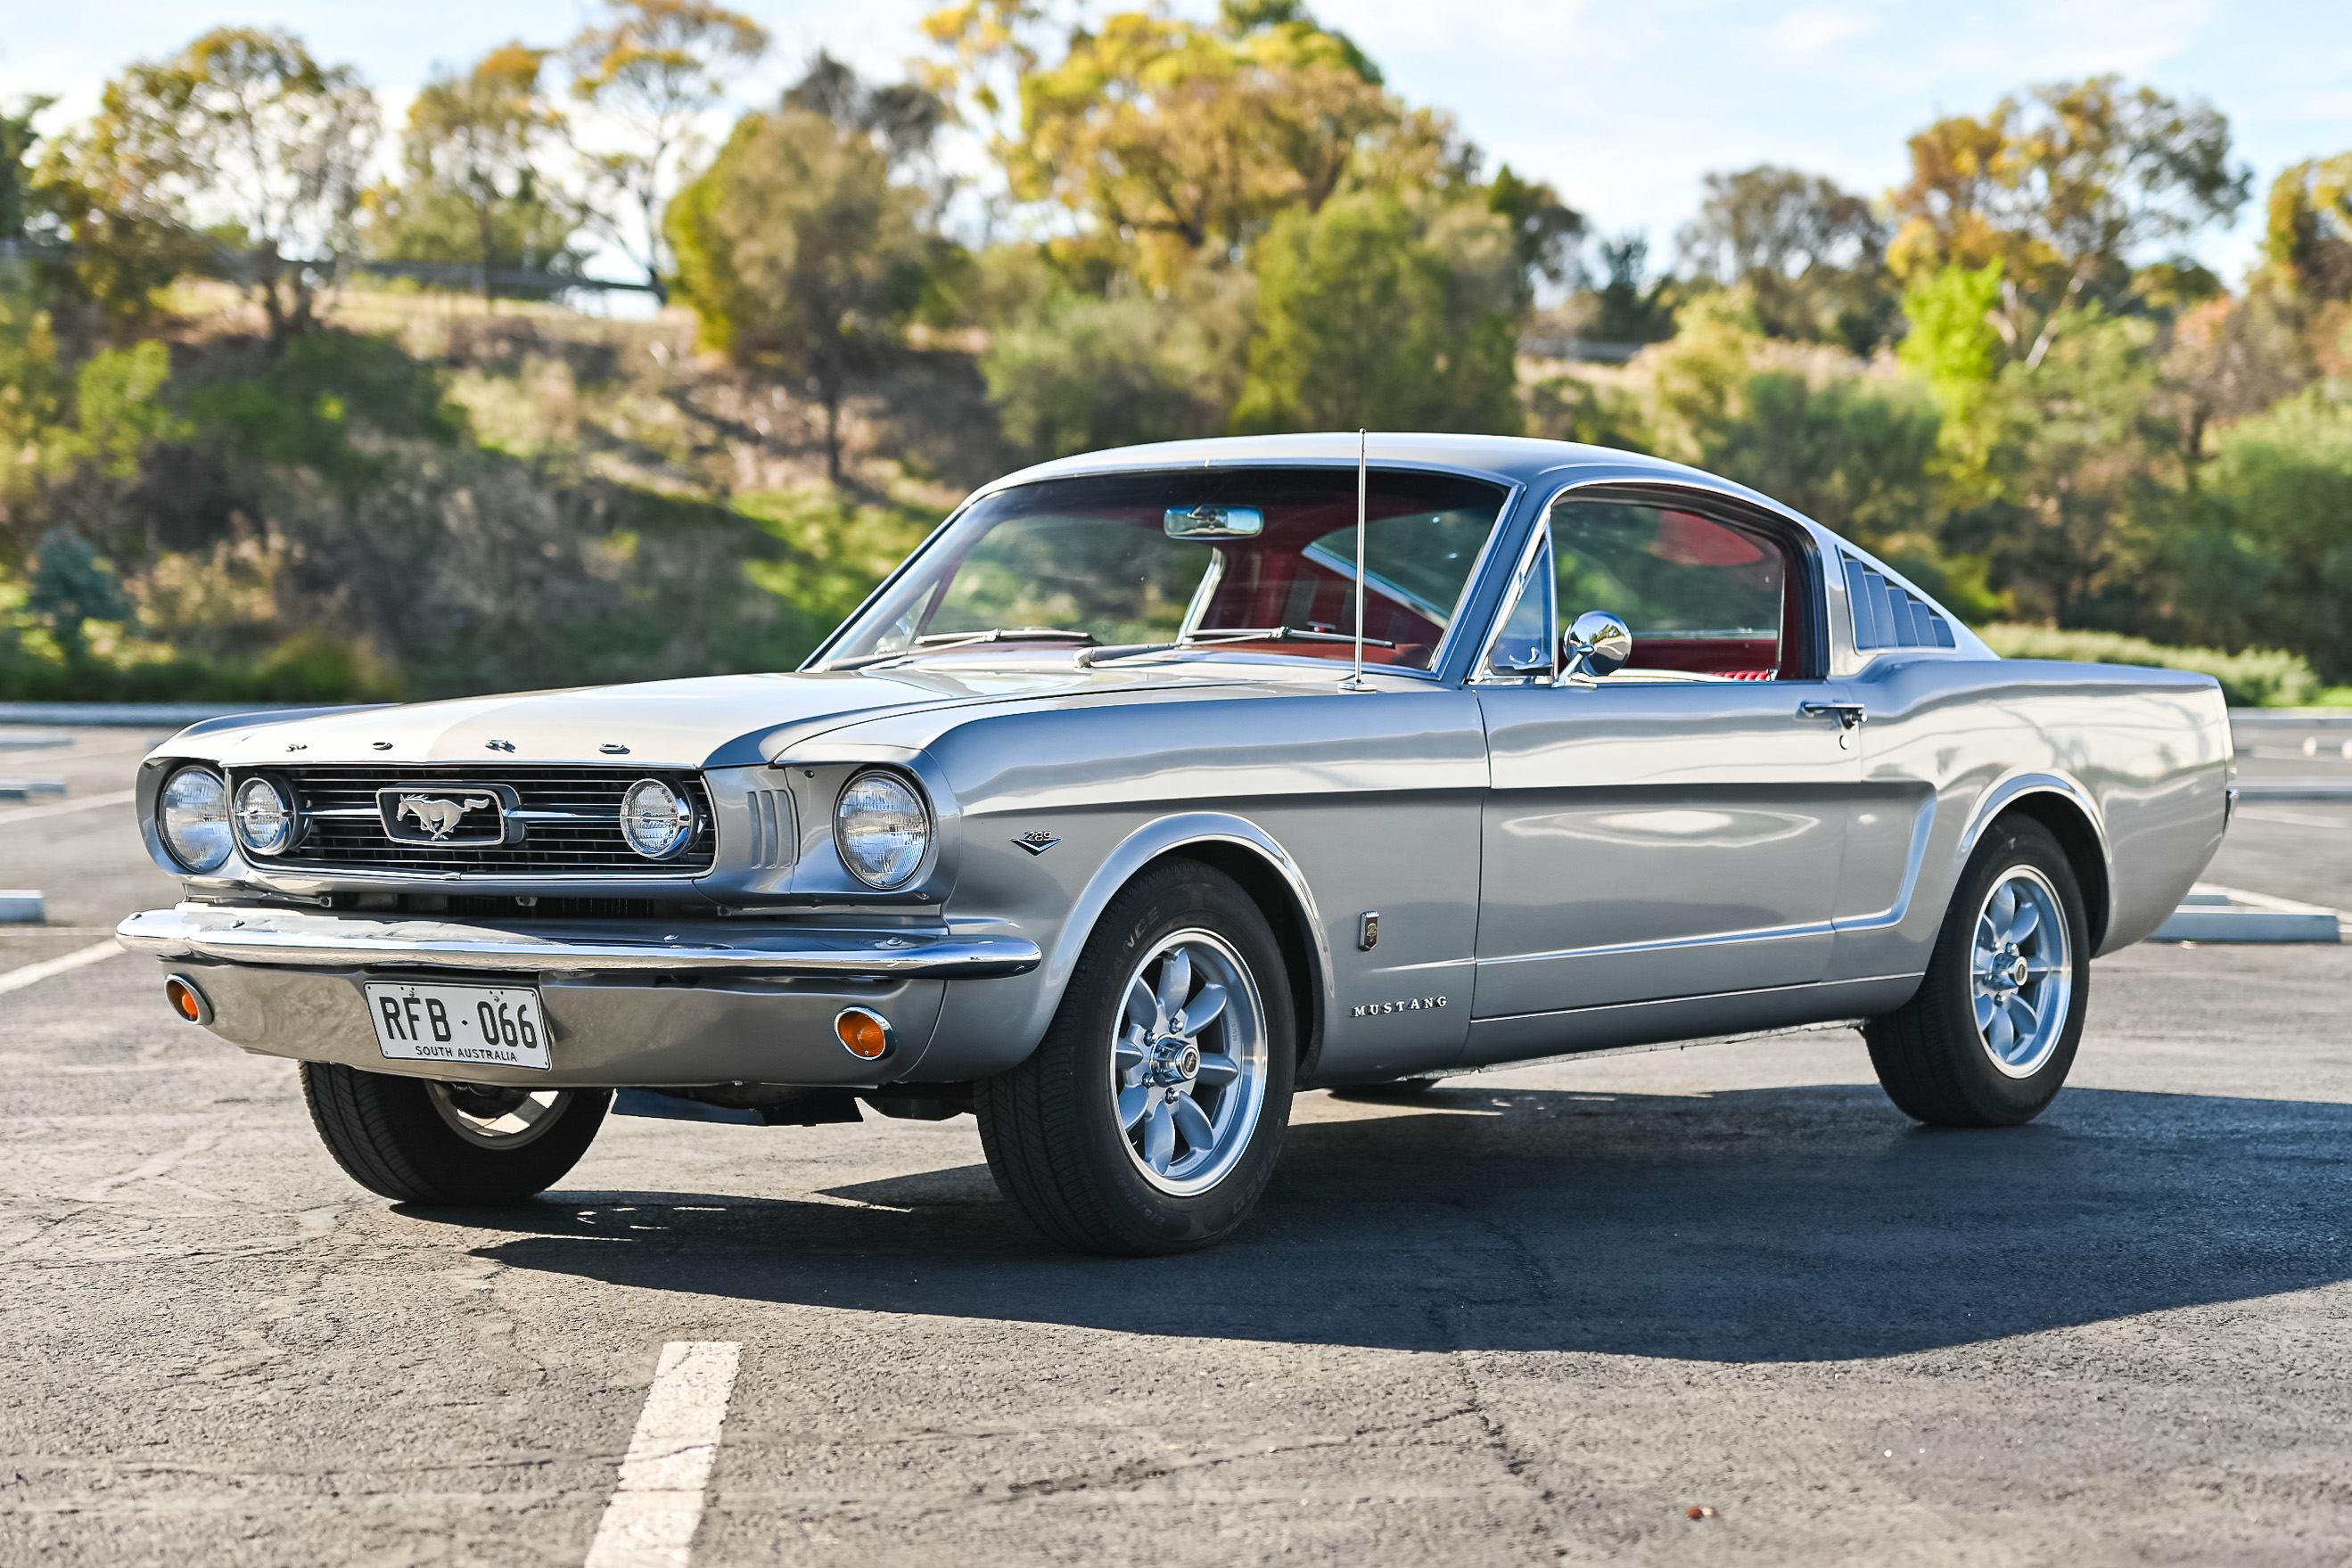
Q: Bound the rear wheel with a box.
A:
[300,1061,610,1203]
[976,861,1295,1255]
[1864,817,2090,1128]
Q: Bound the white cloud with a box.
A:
[1764,6,1881,60]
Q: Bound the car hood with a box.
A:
[164,663,1304,770]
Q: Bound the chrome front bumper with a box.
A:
[117,904,1042,978]
[116,904,1039,1088]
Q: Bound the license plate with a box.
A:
[365,981,552,1071]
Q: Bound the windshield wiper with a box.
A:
[827,628,1098,671]
[1077,626,1397,668]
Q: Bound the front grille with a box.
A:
[400,895,693,919]
[243,765,717,877]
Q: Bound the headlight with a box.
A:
[159,766,233,873]
[835,770,930,889]
[233,775,299,856]
[619,777,697,860]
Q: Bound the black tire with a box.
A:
[300,1062,611,1204]
[1864,817,2091,1128]
[976,860,1295,1256]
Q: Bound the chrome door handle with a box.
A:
[1799,702,1867,730]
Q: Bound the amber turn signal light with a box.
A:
[835,1007,894,1060]
[163,974,213,1026]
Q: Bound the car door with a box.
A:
[1468,490,1863,1039]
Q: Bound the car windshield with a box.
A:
[820,467,1513,672]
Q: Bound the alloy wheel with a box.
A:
[427,1082,573,1150]
[1970,866,2073,1078]
[1109,929,1271,1195]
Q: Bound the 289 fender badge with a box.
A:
[1013,831,1061,855]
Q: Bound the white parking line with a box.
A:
[584,1341,743,1568]
[0,789,137,826]
[0,940,125,997]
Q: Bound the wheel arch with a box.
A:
[1964,776,2113,952]
[1039,814,1334,1080]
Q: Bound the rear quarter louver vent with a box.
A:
[1844,555,1955,652]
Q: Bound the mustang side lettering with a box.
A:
[119,434,2232,1254]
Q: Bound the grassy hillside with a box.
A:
[0,285,961,701]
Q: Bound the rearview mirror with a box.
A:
[1561,611,1632,680]
[1164,505,1264,540]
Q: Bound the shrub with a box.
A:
[1979,622,2326,707]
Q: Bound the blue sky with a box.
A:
[4,2,2348,281]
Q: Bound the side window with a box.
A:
[1551,499,1799,680]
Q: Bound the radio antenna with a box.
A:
[1341,429,1372,693]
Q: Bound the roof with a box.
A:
[983,433,1760,501]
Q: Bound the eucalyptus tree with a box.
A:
[368,44,580,300]
[95,28,378,348]
[563,0,769,300]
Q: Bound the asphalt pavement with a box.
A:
[4,725,2352,1565]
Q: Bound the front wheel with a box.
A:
[300,1062,610,1203]
[976,861,1295,1255]
[1864,817,2091,1128]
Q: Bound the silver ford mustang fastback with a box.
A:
[119,434,2233,1254]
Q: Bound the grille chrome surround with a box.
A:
[234,765,716,876]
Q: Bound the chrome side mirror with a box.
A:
[1560,612,1632,681]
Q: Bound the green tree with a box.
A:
[1896,259,2009,488]
[1,324,189,567]
[784,52,950,178]
[21,110,208,345]
[0,96,53,245]
[1704,374,1947,567]
[1583,233,1679,343]
[2186,388,2352,680]
[564,0,769,299]
[48,340,187,482]
[981,277,1251,460]
[1232,190,1520,434]
[92,29,378,349]
[2263,154,2352,301]
[1888,76,2249,313]
[2160,291,2313,473]
[0,283,65,538]
[669,88,937,483]
[27,527,135,661]
[365,44,581,300]
[929,0,1412,289]
[1485,162,1584,290]
[1677,165,1894,350]
[1947,305,2177,627]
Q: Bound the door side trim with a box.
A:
[1832,795,1937,932]
[1476,917,1836,971]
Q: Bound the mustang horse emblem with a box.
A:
[395,794,496,841]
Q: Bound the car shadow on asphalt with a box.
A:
[429,1083,2352,1361]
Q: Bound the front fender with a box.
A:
[919,812,1334,1082]
[1041,811,1334,1047]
